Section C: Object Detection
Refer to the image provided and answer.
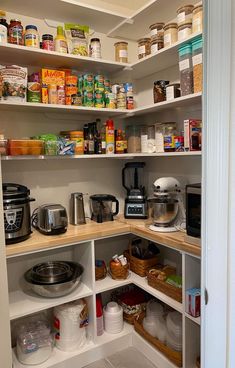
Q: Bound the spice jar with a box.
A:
[25,25,40,48]
[178,23,192,41]
[166,83,181,101]
[90,38,101,59]
[42,34,54,51]
[151,36,164,54]
[192,37,203,93]
[137,38,151,59]
[114,42,128,63]
[192,5,203,33]
[149,23,165,40]
[127,126,141,153]
[8,19,24,45]
[177,5,194,26]
[163,23,178,47]
[153,80,169,103]
[178,43,193,96]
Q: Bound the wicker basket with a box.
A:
[124,241,159,277]
[95,260,107,280]
[146,270,182,303]
[134,312,182,367]
[109,261,129,280]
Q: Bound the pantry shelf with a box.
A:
[0,43,129,74]
[185,313,201,326]
[9,282,93,320]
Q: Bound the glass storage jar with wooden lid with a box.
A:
[192,4,203,33]
[163,23,178,47]
[114,41,128,63]
[178,22,192,41]
[149,22,165,40]
[137,38,151,59]
[177,4,194,26]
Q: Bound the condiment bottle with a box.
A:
[122,130,128,153]
[55,26,67,53]
[25,25,40,48]
[101,123,106,154]
[8,19,24,45]
[0,10,8,43]
[83,124,89,154]
[88,122,95,154]
[106,119,115,154]
[116,129,124,154]
[90,38,101,59]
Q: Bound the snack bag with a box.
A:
[64,23,89,56]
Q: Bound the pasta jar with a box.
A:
[153,80,169,103]
[114,42,128,63]
[178,43,193,96]
[149,22,165,40]
[42,34,54,51]
[192,5,203,33]
[163,23,178,47]
[8,19,24,45]
[137,38,151,59]
[25,25,39,48]
[90,38,101,59]
[177,5,194,27]
[69,131,84,155]
[178,22,192,41]
[192,36,203,93]
[151,35,164,54]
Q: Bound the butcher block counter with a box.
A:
[6,217,200,258]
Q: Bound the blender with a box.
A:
[122,162,148,219]
[148,177,184,232]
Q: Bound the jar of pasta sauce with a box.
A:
[42,34,54,51]
[8,19,24,45]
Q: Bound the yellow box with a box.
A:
[41,69,65,86]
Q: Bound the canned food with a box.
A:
[65,75,78,105]
[105,92,116,109]
[83,90,94,107]
[83,74,94,91]
[95,75,105,91]
[78,76,83,92]
[94,90,105,108]
[71,92,83,106]
[57,85,65,105]
[104,79,111,90]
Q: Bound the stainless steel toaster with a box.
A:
[36,204,68,235]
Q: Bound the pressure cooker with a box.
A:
[3,183,35,244]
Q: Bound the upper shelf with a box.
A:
[107,0,199,40]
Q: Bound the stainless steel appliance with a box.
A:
[33,204,68,235]
[148,177,183,232]
[122,162,148,219]
[185,183,201,246]
[3,183,35,244]
[90,194,119,223]
[70,192,86,225]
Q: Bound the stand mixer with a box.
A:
[148,177,185,232]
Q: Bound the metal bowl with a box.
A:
[148,198,179,227]
[31,261,73,284]
[24,262,84,298]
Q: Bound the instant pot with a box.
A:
[3,183,35,244]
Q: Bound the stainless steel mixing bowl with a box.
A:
[25,262,84,298]
[148,198,179,227]
[31,261,73,284]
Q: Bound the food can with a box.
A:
[126,96,134,110]
[105,92,116,109]
[94,90,105,108]
[78,76,83,92]
[94,74,105,91]
[83,74,94,91]
[71,92,83,106]
[27,82,41,103]
[57,85,65,105]
[41,84,48,104]
[65,75,78,105]
[104,79,111,90]
[48,84,57,104]
[83,90,94,107]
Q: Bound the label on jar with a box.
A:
[0,25,7,43]
[138,45,146,55]
[179,59,190,71]
[151,43,159,54]
[150,29,158,37]
[177,12,186,24]
[141,135,148,153]
[192,53,203,66]
[164,33,171,45]
[119,49,128,58]
[178,28,191,41]
[9,25,23,44]
[25,33,39,48]
[166,86,175,101]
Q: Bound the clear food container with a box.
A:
[178,43,193,96]
[178,22,192,41]
[151,35,164,54]
[0,137,8,155]
[127,125,141,153]
[114,42,128,63]
[192,5,203,33]
[149,22,165,40]
[177,4,194,27]
[192,36,203,93]
[163,23,178,47]
[9,139,44,155]
[137,38,151,59]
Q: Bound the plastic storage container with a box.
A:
[137,38,151,59]
[9,139,44,155]
[178,22,192,41]
[163,23,178,47]
[192,4,203,33]
[153,80,169,103]
[127,125,141,153]
[151,36,164,54]
[178,43,193,96]
[149,23,165,40]
[114,42,128,63]
[177,5,194,27]
[192,36,203,93]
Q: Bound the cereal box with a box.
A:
[0,65,27,102]
[41,68,65,87]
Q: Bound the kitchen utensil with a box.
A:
[31,261,73,284]
[34,204,68,235]
[122,162,148,219]
[70,192,86,225]
[24,261,83,298]
[90,194,119,223]
[3,183,35,244]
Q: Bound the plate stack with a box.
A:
[103,302,123,334]
[166,311,182,352]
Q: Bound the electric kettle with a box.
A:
[90,194,119,223]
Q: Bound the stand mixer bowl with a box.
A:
[148,198,179,227]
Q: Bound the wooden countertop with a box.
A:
[5,217,200,258]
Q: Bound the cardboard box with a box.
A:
[184,119,202,151]
[41,68,65,87]
[186,288,201,317]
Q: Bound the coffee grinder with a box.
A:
[122,162,148,219]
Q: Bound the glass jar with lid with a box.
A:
[25,25,40,48]
[0,10,8,43]
[127,125,141,153]
[178,22,192,41]
[137,38,151,59]
[153,80,169,103]
[140,125,156,153]
[114,42,128,63]
[8,19,24,45]
[163,123,177,152]
[163,23,178,47]
[177,4,194,27]
[192,5,203,33]
[178,43,193,95]
[151,35,164,54]
[149,22,165,40]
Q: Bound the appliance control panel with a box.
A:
[4,208,23,232]
[125,203,147,218]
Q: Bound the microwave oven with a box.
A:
[185,183,201,247]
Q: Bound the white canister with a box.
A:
[103,302,123,334]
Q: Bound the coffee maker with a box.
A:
[90,194,119,223]
[122,162,148,219]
